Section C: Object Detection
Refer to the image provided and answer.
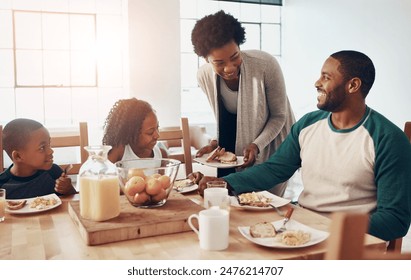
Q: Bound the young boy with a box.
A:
[0,118,76,199]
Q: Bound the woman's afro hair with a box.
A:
[191,10,245,58]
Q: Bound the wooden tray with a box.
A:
[68,191,203,245]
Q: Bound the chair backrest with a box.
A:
[50,122,89,175]
[325,212,411,260]
[404,121,411,142]
[159,117,192,177]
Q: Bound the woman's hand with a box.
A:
[195,140,218,157]
[242,143,259,168]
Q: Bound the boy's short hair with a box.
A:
[2,118,44,158]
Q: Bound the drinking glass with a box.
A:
[0,188,6,222]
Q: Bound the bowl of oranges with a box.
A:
[116,158,181,208]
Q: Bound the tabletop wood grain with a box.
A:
[0,192,386,260]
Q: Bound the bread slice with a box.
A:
[218,151,237,164]
[6,200,27,210]
[206,146,225,162]
[249,222,277,238]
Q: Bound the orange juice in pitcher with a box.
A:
[78,146,120,222]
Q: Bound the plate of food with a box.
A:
[238,220,329,248]
[194,146,244,168]
[5,193,62,214]
[230,191,290,210]
[173,179,198,193]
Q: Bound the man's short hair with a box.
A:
[331,50,376,97]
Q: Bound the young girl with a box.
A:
[102,98,167,163]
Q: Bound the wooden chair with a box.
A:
[50,122,89,175]
[325,212,411,260]
[404,121,411,142]
[159,117,193,177]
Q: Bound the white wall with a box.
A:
[128,0,181,127]
[282,0,411,128]
[127,0,411,129]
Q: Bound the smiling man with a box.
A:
[196,50,411,242]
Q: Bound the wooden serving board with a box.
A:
[68,191,203,246]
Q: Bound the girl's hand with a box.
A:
[187,172,204,184]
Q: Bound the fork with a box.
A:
[276,206,294,233]
[64,164,73,174]
[269,203,284,217]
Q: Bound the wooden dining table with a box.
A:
[0,190,386,260]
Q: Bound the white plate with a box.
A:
[173,183,199,194]
[230,191,290,210]
[238,220,329,248]
[5,193,62,214]
[173,179,199,194]
[194,155,244,168]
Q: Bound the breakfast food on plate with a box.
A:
[276,230,311,246]
[238,192,271,207]
[206,146,237,164]
[250,221,277,238]
[30,197,58,210]
[249,222,312,245]
[173,179,194,190]
[6,200,27,210]
[218,151,237,164]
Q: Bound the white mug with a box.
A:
[203,187,230,210]
[188,207,229,251]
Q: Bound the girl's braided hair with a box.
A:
[102,98,154,147]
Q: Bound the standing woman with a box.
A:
[191,10,295,196]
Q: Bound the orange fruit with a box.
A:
[149,173,162,179]
[133,191,150,204]
[152,189,167,202]
[125,176,146,196]
[158,175,171,189]
[128,168,146,179]
[145,178,162,195]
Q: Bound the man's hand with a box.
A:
[197,176,226,197]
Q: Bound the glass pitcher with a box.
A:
[78,145,120,222]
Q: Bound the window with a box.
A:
[0,0,127,128]
[180,0,282,137]
[13,11,97,88]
